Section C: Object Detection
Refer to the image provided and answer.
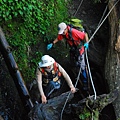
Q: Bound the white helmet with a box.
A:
[58,22,67,34]
[38,55,55,67]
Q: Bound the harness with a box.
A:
[66,26,85,56]
[66,26,84,47]
[39,62,61,86]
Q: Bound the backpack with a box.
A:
[65,19,86,58]
[68,18,85,32]
[67,24,85,33]
[66,18,85,48]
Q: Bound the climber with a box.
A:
[36,55,76,104]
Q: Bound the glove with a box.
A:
[84,42,89,50]
[47,43,53,50]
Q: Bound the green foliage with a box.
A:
[79,107,91,120]
[44,0,70,42]
[79,107,100,120]
[0,0,70,81]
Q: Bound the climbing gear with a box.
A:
[65,18,85,47]
[73,0,84,17]
[85,0,120,98]
[68,23,84,33]
[67,26,85,66]
[85,49,96,100]
[84,42,89,50]
[58,22,67,34]
[60,66,81,120]
[68,18,85,32]
[66,19,87,57]
[66,25,85,49]
[88,0,120,44]
[39,62,61,86]
[65,27,78,47]
[68,25,84,42]
[47,43,53,50]
[38,55,55,67]
[97,5,108,28]
[60,52,90,120]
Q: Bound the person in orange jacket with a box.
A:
[36,55,76,104]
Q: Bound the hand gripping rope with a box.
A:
[60,66,81,120]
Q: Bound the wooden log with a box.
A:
[0,27,33,113]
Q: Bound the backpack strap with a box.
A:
[68,26,85,48]
[38,62,61,78]
[65,25,72,48]
[68,27,74,41]
[38,67,45,74]
[68,27,77,47]
[53,62,61,77]
[65,26,75,48]
[38,62,60,75]
[53,62,58,72]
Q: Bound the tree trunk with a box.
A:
[105,1,120,119]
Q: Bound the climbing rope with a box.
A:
[88,0,120,44]
[97,5,108,27]
[85,0,120,100]
[60,66,81,120]
[85,49,97,100]
[73,0,84,17]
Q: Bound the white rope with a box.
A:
[85,0,120,100]
[97,5,108,27]
[73,0,84,17]
[60,67,81,120]
[59,1,85,119]
[84,0,120,100]
[88,0,120,44]
[85,50,97,100]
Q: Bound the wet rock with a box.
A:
[28,91,74,120]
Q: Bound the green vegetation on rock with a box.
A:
[0,0,71,81]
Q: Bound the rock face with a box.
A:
[28,91,74,120]
[69,0,109,67]
[105,1,120,119]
